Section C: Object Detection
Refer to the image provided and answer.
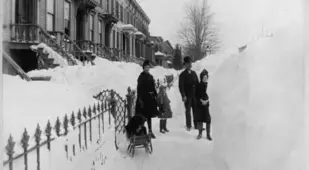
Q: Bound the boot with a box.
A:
[149,130,156,139]
[206,123,212,141]
[194,122,198,130]
[160,120,165,133]
[163,119,169,132]
[196,122,202,140]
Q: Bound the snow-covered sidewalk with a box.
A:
[103,115,215,170]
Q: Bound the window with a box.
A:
[46,0,55,31]
[120,5,123,22]
[111,0,114,15]
[107,0,109,13]
[89,15,94,41]
[64,1,71,36]
[113,30,116,48]
[117,32,119,49]
[116,1,119,18]
[98,20,103,44]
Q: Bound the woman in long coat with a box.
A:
[195,69,212,140]
[135,60,159,138]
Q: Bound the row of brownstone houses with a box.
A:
[2,0,175,75]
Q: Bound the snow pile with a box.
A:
[208,22,304,170]
[4,58,178,148]
[27,58,177,96]
[30,43,69,67]
[3,75,96,143]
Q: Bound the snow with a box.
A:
[208,21,304,170]
[135,31,144,35]
[120,24,138,32]
[30,43,69,67]
[154,51,165,56]
[3,20,305,170]
[3,57,177,155]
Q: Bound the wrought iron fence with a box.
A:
[3,75,177,170]
[3,88,135,170]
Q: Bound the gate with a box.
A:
[94,88,135,150]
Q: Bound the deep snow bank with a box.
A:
[208,22,304,170]
[4,58,177,150]
[27,58,177,96]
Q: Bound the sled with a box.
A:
[126,134,153,157]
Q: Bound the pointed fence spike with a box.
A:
[71,112,76,127]
[88,105,92,117]
[34,124,42,143]
[21,128,30,149]
[77,109,82,122]
[83,107,87,119]
[63,114,69,135]
[93,104,97,114]
[6,134,15,156]
[54,117,61,137]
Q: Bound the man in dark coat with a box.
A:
[178,56,199,131]
[135,60,158,138]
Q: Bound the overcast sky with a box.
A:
[139,0,302,51]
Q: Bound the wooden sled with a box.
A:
[126,134,153,157]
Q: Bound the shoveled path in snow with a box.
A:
[103,115,215,170]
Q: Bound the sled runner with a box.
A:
[126,134,153,157]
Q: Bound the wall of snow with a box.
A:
[208,22,304,170]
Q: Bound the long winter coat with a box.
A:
[195,82,211,123]
[135,71,159,118]
[157,93,173,119]
[178,69,199,99]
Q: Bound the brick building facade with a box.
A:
[3,0,151,74]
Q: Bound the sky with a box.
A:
[139,0,302,52]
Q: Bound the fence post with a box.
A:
[45,121,52,150]
[34,124,42,170]
[83,107,88,149]
[5,135,15,170]
[88,105,92,142]
[77,109,82,151]
[126,87,133,122]
[70,112,76,129]
[111,90,117,117]
[101,101,105,132]
[63,114,69,136]
[21,128,30,170]
[54,117,61,137]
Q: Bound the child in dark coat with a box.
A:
[157,85,173,133]
[125,115,147,140]
[195,69,212,140]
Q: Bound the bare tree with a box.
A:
[178,0,220,61]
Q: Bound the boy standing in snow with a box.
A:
[178,56,199,131]
[157,85,173,133]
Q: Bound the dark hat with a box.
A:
[142,60,151,69]
[183,56,192,64]
[200,69,209,80]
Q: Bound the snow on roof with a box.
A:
[135,31,144,36]
[167,60,172,64]
[121,24,137,32]
[155,51,166,56]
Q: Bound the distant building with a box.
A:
[147,36,174,68]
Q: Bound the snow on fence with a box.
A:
[3,75,176,170]
[3,88,136,170]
